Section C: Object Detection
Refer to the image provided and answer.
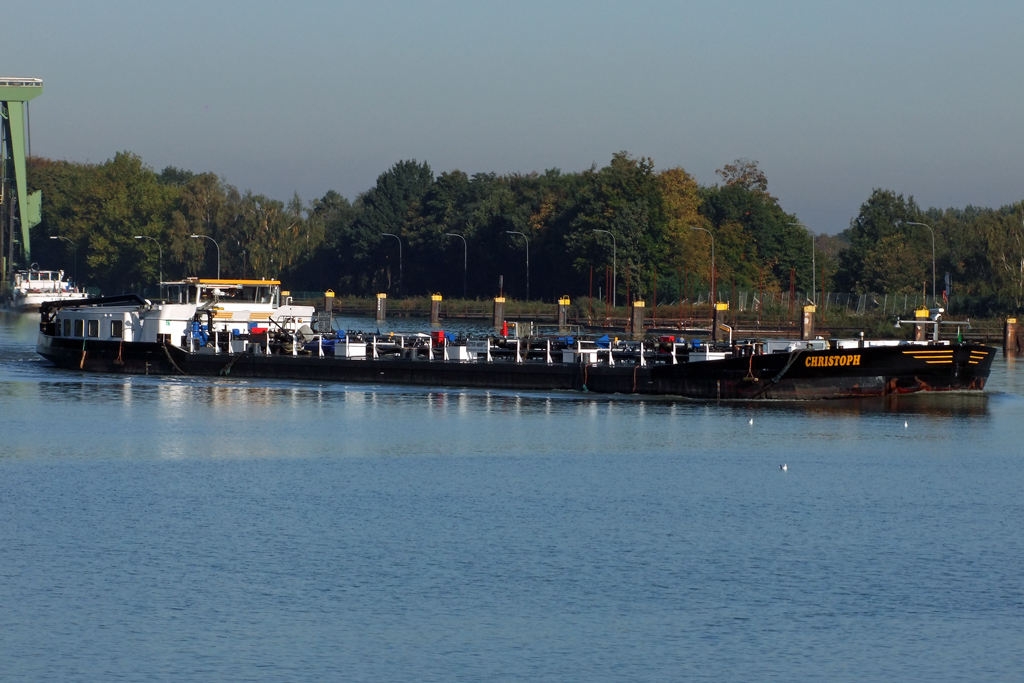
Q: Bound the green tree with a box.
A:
[565,152,666,302]
[343,160,433,294]
[836,189,923,293]
[699,159,811,292]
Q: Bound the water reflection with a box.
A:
[12,371,1000,418]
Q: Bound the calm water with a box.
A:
[1,312,1022,682]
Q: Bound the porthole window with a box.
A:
[111,320,123,338]
[87,319,99,338]
[74,319,84,337]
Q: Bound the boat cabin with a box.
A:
[43,278,314,349]
[12,269,75,293]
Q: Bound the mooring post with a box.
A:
[914,308,929,342]
[493,296,505,331]
[323,289,334,327]
[800,304,815,341]
[557,296,570,333]
[431,294,442,326]
[630,300,645,339]
[376,292,386,322]
[1005,317,1021,355]
[713,302,730,342]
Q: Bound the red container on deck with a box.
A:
[432,330,445,345]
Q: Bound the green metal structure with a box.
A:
[1,76,43,278]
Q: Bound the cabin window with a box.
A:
[111,320,123,338]
[74,319,84,337]
[63,319,72,336]
[87,320,99,338]
[158,333,171,344]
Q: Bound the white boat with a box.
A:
[5,268,88,312]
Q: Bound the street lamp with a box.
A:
[906,221,936,307]
[690,226,715,302]
[445,233,467,299]
[788,222,815,303]
[506,231,529,301]
[592,229,617,307]
[190,234,220,279]
[49,235,76,284]
[134,235,163,296]
[380,233,402,295]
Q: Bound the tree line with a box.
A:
[25,151,1024,315]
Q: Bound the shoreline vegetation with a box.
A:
[25,152,1024,324]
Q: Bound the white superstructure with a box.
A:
[43,278,314,349]
[6,268,88,311]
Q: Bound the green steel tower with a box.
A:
[1,76,43,281]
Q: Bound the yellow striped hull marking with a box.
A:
[903,350,953,362]
[968,351,988,365]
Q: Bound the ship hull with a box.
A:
[36,335,995,400]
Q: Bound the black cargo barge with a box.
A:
[36,331,995,400]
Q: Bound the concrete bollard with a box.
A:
[913,307,929,342]
[430,294,442,326]
[1005,317,1021,355]
[493,297,505,331]
[712,302,729,343]
[557,296,570,333]
[800,304,816,341]
[630,301,645,339]
[376,292,387,322]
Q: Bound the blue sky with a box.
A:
[4,1,1022,233]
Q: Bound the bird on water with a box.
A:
[780,463,788,472]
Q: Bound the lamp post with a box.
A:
[134,235,163,296]
[445,233,467,299]
[189,234,220,279]
[690,226,715,302]
[506,231,529,301]
[380,233,402,296]
[592,229,617,307]
[49,235,76,285]
[906,221,936,307]
[788,222,815,303]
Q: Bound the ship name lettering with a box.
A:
[805,354,860,368]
